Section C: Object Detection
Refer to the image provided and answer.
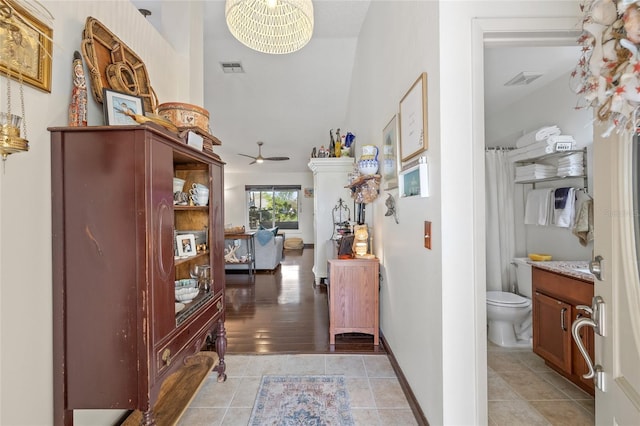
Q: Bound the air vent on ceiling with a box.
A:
[221,62,244,73]
[504,71,543,86]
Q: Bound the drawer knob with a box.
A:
[216,300,223,312]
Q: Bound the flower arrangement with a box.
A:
[574,0,640,135]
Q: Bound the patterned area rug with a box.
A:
[249,375,355,425]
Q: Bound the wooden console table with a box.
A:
[224,232,256,276]
[327,258,380,345]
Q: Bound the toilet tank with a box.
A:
[512,257,532,298]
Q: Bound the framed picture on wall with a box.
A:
[399,156,429,198]
[382,114,400,190]
[399,72,428,162]
[0,1,53,92]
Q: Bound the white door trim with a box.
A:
[471,16,581,424]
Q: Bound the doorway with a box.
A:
[473,16,592,424]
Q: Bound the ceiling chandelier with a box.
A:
[225,0,314,55]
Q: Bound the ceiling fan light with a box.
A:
[256,157,264,164]
[225,0,314,55]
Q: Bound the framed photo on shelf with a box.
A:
[382,114,400,190]
[399,72,428,162]
[0,1,53,92]
[176,234,196,257]
[103,88,143,125]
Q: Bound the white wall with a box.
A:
[0,1,198,424]
[224,171,314,244]
[346,1,444,423]
[487,71,594,261]
[347,1,581,424]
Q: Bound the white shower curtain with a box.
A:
[485,149,517,292]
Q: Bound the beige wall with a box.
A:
[0,1,199,424]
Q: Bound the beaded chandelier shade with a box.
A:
[225,0,314,55]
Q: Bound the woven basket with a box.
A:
[284,237,304,250]
[158,103,210,134]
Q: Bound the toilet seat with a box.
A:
[486,290,530,307]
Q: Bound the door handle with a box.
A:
[589,255,604,281]
[571,296,606,391]
[576,296,606,337]
[560,307,567,331]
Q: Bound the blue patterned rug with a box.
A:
[249,375,355,425]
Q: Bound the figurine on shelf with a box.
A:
[68,51,87,127]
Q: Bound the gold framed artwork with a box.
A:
[399,72,428,162]
[382,114,399,190]
[0,1,53,92]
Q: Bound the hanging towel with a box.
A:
[554,187,572,209]
[553,187,576,228]
[573,190,594,246]
[524,188,554,225]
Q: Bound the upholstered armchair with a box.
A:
[254,233,284,271]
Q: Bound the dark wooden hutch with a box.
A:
[50,125,227,425]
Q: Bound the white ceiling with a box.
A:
[131,1,581,173]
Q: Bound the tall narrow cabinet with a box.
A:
[50,125,227,425]
[307,157,354,284]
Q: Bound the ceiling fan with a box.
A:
[238,141,290,165]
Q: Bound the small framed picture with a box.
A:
[103,88,144,125]
[382,114,400,190]
[176,234,196,257]
[399,157,429,198]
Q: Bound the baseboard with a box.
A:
[380,332,429,426]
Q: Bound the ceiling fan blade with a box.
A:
[249,160,257,165]
[238,153,257,159]
[264,156,290,161]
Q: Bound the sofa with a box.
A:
[225,231,283,272]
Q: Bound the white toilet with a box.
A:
[486,257,533,348]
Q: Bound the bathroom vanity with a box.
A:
[532,263,595,395]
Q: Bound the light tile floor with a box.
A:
[488,342,595,425]
[179,354,419,426]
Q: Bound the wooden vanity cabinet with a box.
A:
[532,266,594,395]
[50,125,227,425]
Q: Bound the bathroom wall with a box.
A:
[486,69,593,261]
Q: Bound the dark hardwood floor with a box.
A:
[224,247,385,354]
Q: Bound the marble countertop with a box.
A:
[528,260,595,282]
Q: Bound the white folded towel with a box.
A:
[515,125,561,149]
[535,125,561,141]
[509,143,555,162]
[524,189,554,225]
[557,166,584,177]
[547,135,576,145]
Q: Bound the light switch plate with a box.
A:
[424,221,432,249]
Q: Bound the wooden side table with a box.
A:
[224,232,256,276]
[327,258,380,345]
